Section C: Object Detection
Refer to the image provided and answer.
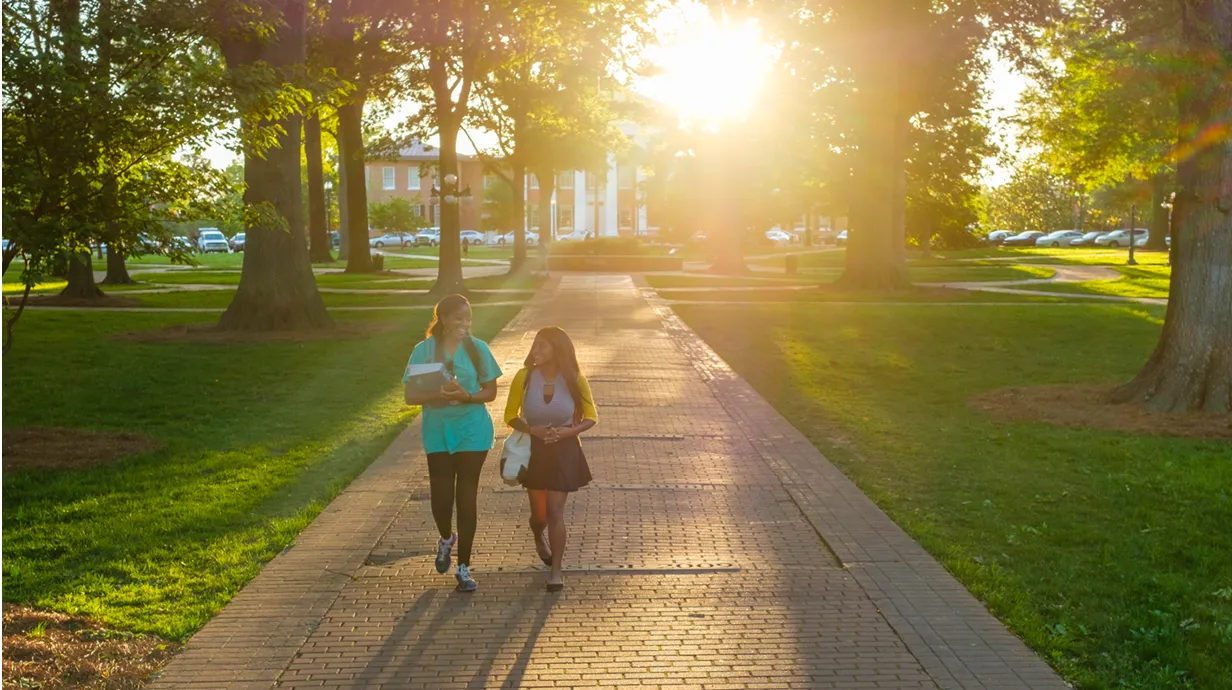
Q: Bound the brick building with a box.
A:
[364,142,486,231]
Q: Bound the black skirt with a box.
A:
[521,435,592,492]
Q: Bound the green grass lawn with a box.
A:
[675,302,1232,689]
[1018,266,1172,300]
[1,305,520,641]
[128,289,535,310]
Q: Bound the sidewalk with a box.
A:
[150,274,1066,689]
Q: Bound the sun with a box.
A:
[638,10,774,128]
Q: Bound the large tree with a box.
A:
[1016,3,1180,250]
[1111,0,1232,413]
[402,0,517,295]
[314,0,412,273]
[213,0,332,330]
[2,0,223,320]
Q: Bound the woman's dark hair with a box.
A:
[427,294,482,374]
[524,327,585,421]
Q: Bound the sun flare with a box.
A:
[639,11,774,128]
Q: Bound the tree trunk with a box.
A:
[511,155,527,273]
[337,147,349,261]
[431,123,466,296]
[60,250,104,299]
[102,246,134,284]
[837,32,910,290]
[338,98,373,273]
[305,113,333,263]
[1112,0,1232,413]
[217,0,332,331]
[1146,173,1171,251]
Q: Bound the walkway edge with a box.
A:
[639,281,1070,690]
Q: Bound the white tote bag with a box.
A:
[499,430,532,486]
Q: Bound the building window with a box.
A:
[408,166,420,190]
[559,206,574,229]
[382,166,395,190]
[558,172,573,189]
[529,174,538,190]
[618,164,635,190]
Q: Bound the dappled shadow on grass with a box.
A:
[112,319,395,344]
[674,301,1232,688]
[1,306,522,640]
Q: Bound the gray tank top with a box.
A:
[522,369,575,427]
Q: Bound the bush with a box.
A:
[547,254,683,272]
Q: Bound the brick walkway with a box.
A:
[150,275,1066,689]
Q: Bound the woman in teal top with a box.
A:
[403,294,502,592]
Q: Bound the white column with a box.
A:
[604,153,618,237]
[574,170,586,236]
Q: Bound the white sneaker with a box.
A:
[435,534,456,574]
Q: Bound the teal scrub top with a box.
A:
[404,336,503,455]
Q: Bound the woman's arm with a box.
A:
[468,379,498,404]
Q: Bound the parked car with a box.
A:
[557,229,593,242]
[369,232,412,248]
[1002,231,1046,247]
[197,229,230,253]
[497,231,539,246]
[329,231,340,249]
[1069,231,1107,247]
[765,229,793,245]
[985,230,1013,245]
[1096,229,1149,248]
[836,230,849,246]
[460,230,487,246]
[1035,230,1085,248]
[229,233,246,252]
[171,236,194,252]
[414,227,441,247]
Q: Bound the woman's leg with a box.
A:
[452,451,488,567]
[426,452,457,541]
[546,490,569,584]
[527,489,551,561]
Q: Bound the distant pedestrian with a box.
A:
[462,237,470,256]
[403,294,503,592]
[503,327,597,592]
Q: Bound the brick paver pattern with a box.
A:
[151,275,1067,689]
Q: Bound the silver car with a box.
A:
[1035,230,1085,248]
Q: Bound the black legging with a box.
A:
[426,451,487,566]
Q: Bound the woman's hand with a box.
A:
[440,380,469,402]
[529,425,553,441]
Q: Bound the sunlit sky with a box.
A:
[202,2,1030,186]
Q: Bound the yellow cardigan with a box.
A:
[504,367,599,427]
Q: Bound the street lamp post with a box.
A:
[324,179,333,232]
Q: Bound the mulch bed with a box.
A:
[970,383,1232,439]
[2,604,180,690]
[113,319,395,344]
[2,427,164,474]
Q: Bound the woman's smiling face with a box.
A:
[444,303,472,339]
[530,335,556,367]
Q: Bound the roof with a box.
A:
[372,140,478,162]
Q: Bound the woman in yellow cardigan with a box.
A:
[504,327,598,592]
